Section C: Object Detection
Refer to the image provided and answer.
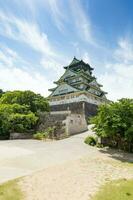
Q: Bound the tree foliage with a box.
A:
[0,90,50,113]
[91,98,133,152]
[0,89,4,98]
[0,90,50,139]
[9,113,37,133]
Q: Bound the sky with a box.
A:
[0,0,133,101]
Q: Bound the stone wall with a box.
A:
[37,111,88,138]
[84,102,98,118]
[37,112,67,138]
[10,132,33,139]
[36,101,98,138]
[50,101,98,119]
[50,101,84,114]
[65,113,88,135]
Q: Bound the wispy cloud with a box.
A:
[0,11,54,56]
[0,66,51,96]
[12,0,41,16]
[0,46,51,96]
[82,52,92,65]
[40,57,64,75]
[0,9,68,94]
[47,0,66,32]
[69,0,95,46]
[0,1,132,101]
[0,10,68,75]
[0,45,24,68]
[99,36,133,100]
[114,37,133,63]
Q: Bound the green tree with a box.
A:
[0,90,50,113]
[9,113,37,133]
[0,103,29,114]
[0,90,50,139]
[0,89,4,98]
[0,109,11,139]
[0,103,38,139]
[91,98,133,152]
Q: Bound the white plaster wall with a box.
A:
[50,94,103,106]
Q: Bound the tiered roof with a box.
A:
[64,57,93,71]
[49,57,107,98]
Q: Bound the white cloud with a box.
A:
[0,51,13,67]
[99,64,133,101]
[69,0,95,45]
[0,8,71,96]
[47,0,66,32]
[82,52,92,64]
[40,58,64,75]
[0,10,67,76]
[0,45,30,71]
[114,37,133,63]
[13,0,66,32]
[12,0,42,16]
[0,11,55,57]
[0,46,52,96]
[0,4,132,102]
[0,46,19,67]
[99,37,133,101]
[0,66,51,97]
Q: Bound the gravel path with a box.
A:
[20,148,133,200]
[0,125,133,200]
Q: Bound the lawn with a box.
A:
[92,179,133,200]
[0,179,24,200]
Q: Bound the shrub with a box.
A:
[33,132,44,140]
[0,103,38,139]
[42,131,49,139]
[84,136,97,146]
[0,111,11,139]
[46,127,55,138]
[9,113,38,133]
[33,127,54,140]
[91,98,133,152]
[96,143,104,148]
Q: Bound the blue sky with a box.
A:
[0,0,133,100]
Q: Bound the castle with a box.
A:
[46,57,108,136]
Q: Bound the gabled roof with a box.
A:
[49,82,79,97]
[69,57,80,66]
[54,68,77,84]
[64,57,93,70]
[48,86,57,91]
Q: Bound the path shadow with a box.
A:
[99,148,133,164]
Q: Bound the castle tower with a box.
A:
[48,57,108,119]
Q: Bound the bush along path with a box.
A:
[91,98,133,152]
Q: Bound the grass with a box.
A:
[92,179,133,200]
[0,179,24,200]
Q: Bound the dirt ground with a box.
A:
[20,147,133,200]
